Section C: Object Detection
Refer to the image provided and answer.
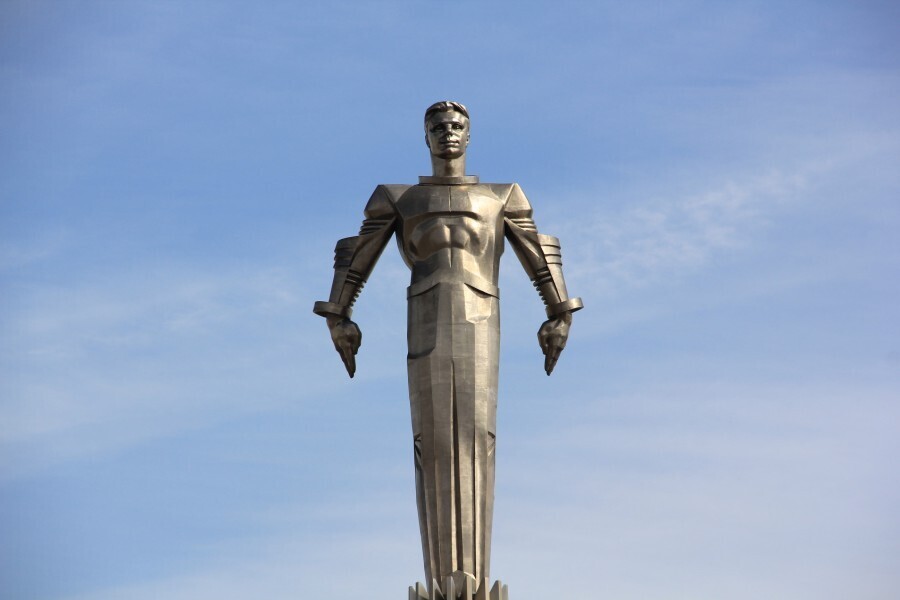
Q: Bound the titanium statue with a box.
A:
[314,101,583,600]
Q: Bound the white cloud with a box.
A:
[0,257,339,477]
[0,230,70,271]
[58,487,423,600]
[488,377,900,600]
[49,378,900,600]
[562,168,809,296]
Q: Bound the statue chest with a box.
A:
[394,185,505,263]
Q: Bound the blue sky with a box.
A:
[1,1,898,598]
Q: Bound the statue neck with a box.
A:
[430,155,467,178]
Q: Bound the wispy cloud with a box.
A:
[563,168,808,296]
[0,229,69,271]
[57,485,422,600]
[490,376,900,599]
[51,377,900,600]
[0,257,335,477]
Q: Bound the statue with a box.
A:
[313,101,583,600]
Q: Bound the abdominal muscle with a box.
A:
[407,214,488,261]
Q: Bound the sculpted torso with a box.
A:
[395,184,507,290]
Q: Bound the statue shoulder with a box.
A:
[364,185,409,219]
[488,183,532,217]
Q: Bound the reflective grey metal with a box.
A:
[314,101,582,597]
[410,582,429,600]
[409,574,498,600]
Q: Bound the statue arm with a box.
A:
[503,184,583,375]
[313,186,398,377]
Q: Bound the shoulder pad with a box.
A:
[364,185,402,219]
[503,183,533,218]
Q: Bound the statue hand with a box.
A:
[537,313,572,376]
[326,316,362,378]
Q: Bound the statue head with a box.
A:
[424,101,470,159]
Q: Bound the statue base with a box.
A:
[408,576,508,600]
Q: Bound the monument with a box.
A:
[314,101,583,600]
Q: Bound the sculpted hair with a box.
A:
[424,101,469,126]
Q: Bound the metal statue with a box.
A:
[313,101,583,600]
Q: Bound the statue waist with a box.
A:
[407,270,499,299]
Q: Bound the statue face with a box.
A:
[425,111,470,159]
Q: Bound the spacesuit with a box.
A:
[314,174,581,594]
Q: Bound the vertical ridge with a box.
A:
[451,359,463,572]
